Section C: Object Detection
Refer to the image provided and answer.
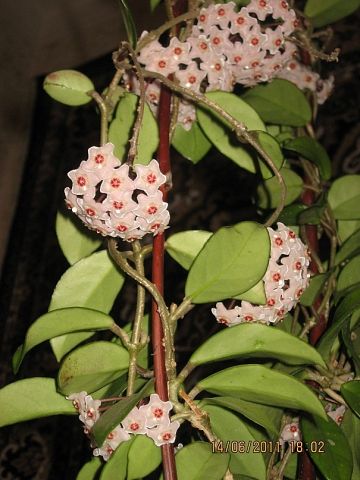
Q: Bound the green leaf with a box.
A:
[242,79,312,127]
[232,278,266,304]
[57,341,129,395]
[76,457,102,480]
[255,131,284,180]
[13,307,115,374]
[318,289,360,363]
[43,70,94,106]
[109,92,159,165]
[257,167,303,209]
[284,137,331,180]
[196,92,266,173]
[185,222,270,303]
[341,409,360,479]
[200,396,282,437]
[337,256,360,297]
[117,0,137,48]
[172,122,212,163]
[305,0,360,27]
[335,228,360,265]
[49,250,125,361]
[92,380,154,446]
[204,406,266,479]
[127,435,162,479]
[190,323,326,367]
[341,381,360,418]
[56,211,101,265]
[0,378,74,427]
[301,415,353,480]
[172,442,229,480]
[298,202,326,225]
[342,313,360,376]
[198,364,327,419]
[300,273,330,306]
[278,203,308,225]
[328,175,360,220]
[338,220,360,243]
[165,230,212,270]
[100,438,133,480]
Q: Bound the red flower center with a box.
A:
[147,205,158,215]
[275,38,282,46]
[275,237,283,246]
[153,407,164,418]
[213,37,220,45]
[162,433,172,441]
[77,176,86,187]
[174,47,182,55]
[151,223,161,231]
[158,60,166,69]
[214,63,222,71]
[218,8,225,16]
[117,224,128,232]
[147,173,157,184]
[113,201,124,210]
[111,178,121,188]
[199,14,206,22]
[289,230,296,238]
[95,154,105,164]
[86,208,96,217]
[295,261,302,270]
[130,422,140,431]
[267,298,276,307]
[272,273,281,282]
[251,38,259,46]
[234,55,242,63]
[290,425,298,432]
[237,16,245,25]
[244,315,253,322]
[200,42,208,50]
[260,0,267,7]
[281,0,288,8]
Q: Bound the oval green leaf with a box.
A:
[284,136,331,180]
[255,131,284,180]
[257,167,303,209]
[337,256,360,297]
[13,307,115,374]
[198,364,327,419]
[197,91,266,173]
[100,438,133,480]
[109,92,159,165]
[300,273,330,307]
[49,250,125,361]
[92,380,154,446]
[335,228,360,265]
[341,409,360,478]
[301,415,353,480]
[166,230,212,270]
[172,122,212,164]
[242,79,312,127]
[43,70,94,106]
[185,222,270,303]
[204,405,267,479]
[57,341,129,395]
[56,211,101,265]
[328,175,360,220]
[173,442,229,480]
[341,381,360,419]
[232,278,266,304]
[0,378,74,427]
[200,396,282,437]
[190,323,326,367]
[76,457,102,480]
[338,220,360,243]
[305,0,360,27]
[127,435,162,479]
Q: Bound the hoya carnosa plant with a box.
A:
[1,1,360,480]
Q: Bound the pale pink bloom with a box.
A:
[187,34,214,60]
[79,194,108,220]
[207,26,234,55]
[107,212,140,237]
[145,80,162,106]
[316,76,335,105]
[68,161,100,197]
[213,2,237,29]
[100,163,135,195]
[146,420,180,447]
[271,0,292,20]
[280,418,300,445]
[64,187,81,213]
[67,392,101,429]
[176,62,207,91]
[137,209,170,235]
[176,102,196,131]
[326,404,346,425]
[134,159,167,194]
[86,217,117,237]
[244,25,268,52]
[137,37,164,66]
[83,143,121,174]
[211,302,242,326]
[139,394,173,428]
[122,226,147,242]
[167,37,191,65]
[281,8,300,35]
[135,191,168,222]
[247,0,273,21]
[200,54,231,90]
[103,191,138,217]
[122,407,147,435]
[230,7,258,35]
[263,26,285,54]
[197,5,218,33]
[93,426,131,461]
[146,53,177,77]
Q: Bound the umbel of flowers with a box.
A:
[212,223,310,325]
[127,0,333,130]
[67,392,180,461]
[65,143,169,241]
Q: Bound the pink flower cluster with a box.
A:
[67,392,180,461]
[212,223,310,326]
[65,143,169,241]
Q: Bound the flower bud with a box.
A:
[43,70,94,106]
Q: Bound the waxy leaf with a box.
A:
[100,438,133,480]
[204,405,266,479]
[278,203,308,225]
[185,222,270,303]
[300,273,330,307]
[338,220,360,243]
[232,279,266,304]
[117,0,137,48]
[257,167,303,209]
[0,378,74,427]
[76,457,102,480]
[57,341,129,395]
[284,136,331,180]
[301,415,353,480]
[13,307,115,373]
[242,80,312,126]
[305,0,360,27]
[298,201,326,225]
[165,230,212,270]
[109,92,159,165]
[56,211,101,265]
[328,175,360,220]
[197,91,266,173]
[341,381,360,418]
[127,435,162,479]
[318,289,360,363]
[336,256,360,297]
[335,228,360,265]
[49,250,125,361]
[198,364,327,419]
[172,122,212,163]
[341,409,360,479]
[190,323,326,367]
[43,70,94,106]
[92,380,154,446]
[200,396,282,437]
[172,442,229,480]
[342,314,360,376]
[255,131,284,180]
